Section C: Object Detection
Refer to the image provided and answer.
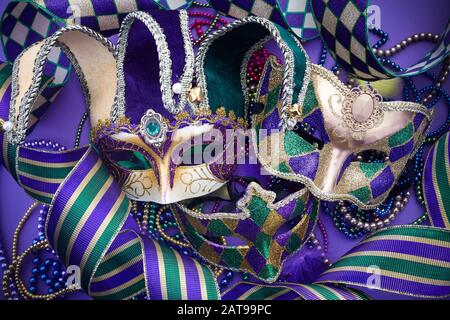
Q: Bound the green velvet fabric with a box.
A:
[203,21,309,118]
[204,23,269,117]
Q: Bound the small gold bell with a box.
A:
[0,118,13,133]
[188,86,203,104]
[287,103,302,118]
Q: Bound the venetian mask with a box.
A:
[173,17,321,282]
[253,59,430,209]
[172,15,431,282]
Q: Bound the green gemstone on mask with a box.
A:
[284,131,315,156]
[388,122,413,147]
[360,162,385,179]
[350,186,372,203]
[146,120,161,136]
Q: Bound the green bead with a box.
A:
[146,120,161,136]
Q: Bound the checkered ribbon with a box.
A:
[310,0,450,80]
[154,0,193,10]
[209,0,319,40]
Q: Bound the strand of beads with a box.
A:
[413,87,450,209]
[333,191,410,236]
[155,205,190,248]
[74,112,88,147]
[0,229,18,299]
[374,32,440,58]
[246,47,274,101]
[318,42,328,66]
[188,12,227,46]
[23,139,65,151]
[412,212,428,225]
[307,224,330,266]
[371,27,389,51]
[3,202,37,299]
[3,202,77,299]
[5,240,77,300]
[31,206,68,296]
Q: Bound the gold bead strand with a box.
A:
[155,205,190,248]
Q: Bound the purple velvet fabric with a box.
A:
[124,11,186,123]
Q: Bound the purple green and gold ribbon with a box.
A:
[317,225,450,298]
[222,225,450,299]
[43,145,219,299]
[222,282,368,300]
[423,132,450,229]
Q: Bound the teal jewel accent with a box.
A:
[140,109,167,146]
[146,120,161,137]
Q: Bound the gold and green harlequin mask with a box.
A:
[253,57,431,209]
[172,15,431,281]
[173,183,318,282]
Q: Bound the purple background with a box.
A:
[0,0,449,300]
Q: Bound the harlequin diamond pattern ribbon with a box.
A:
[423,132,450,229]
[310,0,450,80]
[208,0,319,40]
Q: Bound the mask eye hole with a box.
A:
[293,122,324,150]
[354,150,389,163]
[110,150,152,170]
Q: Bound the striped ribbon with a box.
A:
[423,132,450,229]
[222,282,368,300]
[16,145,88,203]
[43,146,219,299]
[316,225,450,298]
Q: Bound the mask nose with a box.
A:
[155,162,173,204]
[317,146,352,192]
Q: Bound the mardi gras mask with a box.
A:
[172,14,432,281]
[253,59,431,209]
[172,16,320,282]
[6,9,246,204]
